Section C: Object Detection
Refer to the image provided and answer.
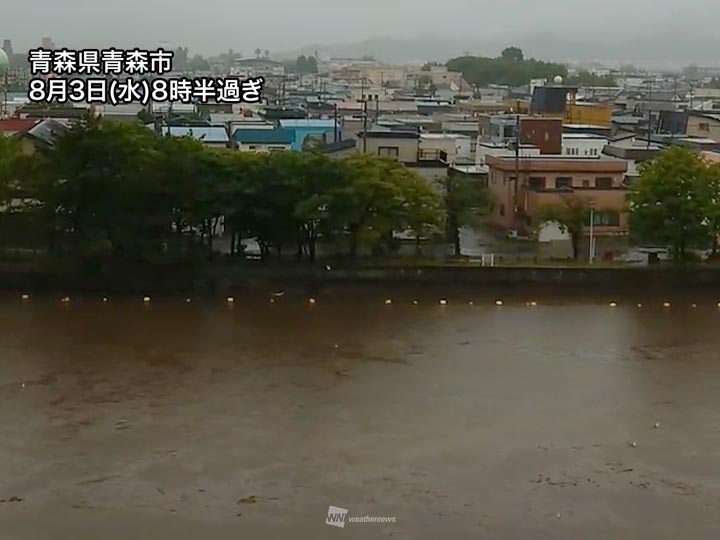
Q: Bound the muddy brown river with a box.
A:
[1,289,719,539]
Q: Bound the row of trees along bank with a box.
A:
[0,117,488,268]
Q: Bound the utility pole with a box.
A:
[646,79,653,149]
[588,203,595,264]
[514,114,521,221]
[1,72,7,118]
[362,97,368,153]
[360,76,368,153]
[334,102,338,143]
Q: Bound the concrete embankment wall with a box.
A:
[3,262,720,294]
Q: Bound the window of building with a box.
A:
[582,179,590,188]
[593,211,620,227]
[248,145,258,150]
[555,177,572,189]
[528,177,546,190]
[377,146,399,158]
[499,204,506,217]
[699,122,710,132]
[595,177,613,189]
[268,146,286,153]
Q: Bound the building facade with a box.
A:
[486,155,629,235]
[233,128,293,152]
[562,133,608,157]
[686,113,720,141]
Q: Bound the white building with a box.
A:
[420,133,473,164]
[562,133,608,157]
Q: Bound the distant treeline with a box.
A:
[447,47,616,88]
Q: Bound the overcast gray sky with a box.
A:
[3,0,719,64]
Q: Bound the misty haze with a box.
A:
[3,0,720,67]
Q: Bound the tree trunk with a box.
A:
[206,221,214,258]
[349,226,359,259]
[571,232,579,260]
[308,237,316,261]
[449,214,461,257]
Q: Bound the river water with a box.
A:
[1,289,719,539]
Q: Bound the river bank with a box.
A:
[4,260,720,294]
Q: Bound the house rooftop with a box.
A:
[487,153,628,173]
[562,133,608,139]
[24,119,69,146]
[363,129,419,139]
[451,164,489,175]
[563,123,610,130]
[0,118,37,134]
[279,119,338,128]
[420,133,471,140]
[159,125,229,143]
[688,112,720,122]
[233,128,294,144]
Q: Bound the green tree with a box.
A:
[222,151,264,258]
[295,55,308,74]
[0,136,25,201]
[447,52,567,87]
[682,64,701,80]
[440,174,490,257]
[566,70,616,86]
[629,146,710,261]
[421,61,442,71]
[330,155,443,258]
[537,196,591,260]
[0,137,30,244]
[500,46,524,62]
[187,54,210,72]
[32,116,178,264]
[703,162,720,257]
[292,152,344,260]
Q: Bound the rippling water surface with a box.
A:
[1,290,719,539]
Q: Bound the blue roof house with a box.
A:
[278,119,341,151]
[233,128,294,153]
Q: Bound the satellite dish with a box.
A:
[553,75,564,85]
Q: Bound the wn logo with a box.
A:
[326,506,348,528]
